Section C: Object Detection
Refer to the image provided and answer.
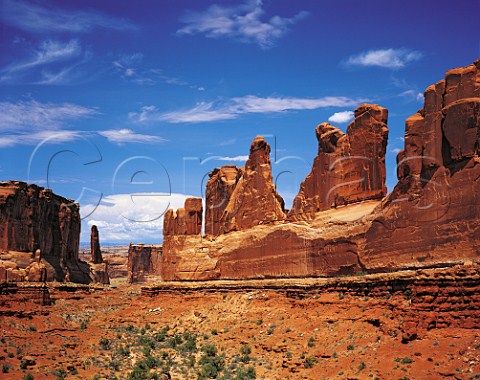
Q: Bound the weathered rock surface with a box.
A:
[205,165,243,237]
[127,243,162,283]
[219,136,286,233]
[163,198,203,236]
[0,181,91,283]
[156,59,480,282]
[90,225,103,264]
[289,104,389,220]
[363,58,480,271]
[88,225,109,284]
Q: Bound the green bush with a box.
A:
[304,356,318,368]
[23,374,34,380]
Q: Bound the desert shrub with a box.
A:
[304,356,318,368]
[23,374,34,380]
[235,366,256,380]
[2,363,11,373]
[99,338,111,350]
[198,344,225,379]
[307,337,315,348]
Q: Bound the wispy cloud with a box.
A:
[0,39,93,84]
[112,53,203,89]
[215,155,249,162]
[0,100,97,132]
[3,0,137,33]
[98,129,167,145]
[345,48,423,69]
[132,95,366,124]
[0,130,81,148]
[0,100,97,147]
[177,0,309,49]
[328,111,354,124]
[219,138,237,146]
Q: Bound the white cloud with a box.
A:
[215,155,249,162]
[328,110,354,124]
[80,193,196,243]
[98,129,167,145]
[0,100,97,132]
[112,53,198,88]
[390,148,402,154]
[0,130,80,147]
[3,0,137,33]
[346,48,423,69]
[132,95,366,124]
[399,89,424,103]
[0,39,94,84]
[1,39,82,82]
[177,0,309,49]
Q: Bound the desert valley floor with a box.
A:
[1,265,479,380]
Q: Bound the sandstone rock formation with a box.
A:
[363,58,480,270]
[88,225,109,284]
[164,198,203,236]
[127,243,162,283]
[90,225,103,264]
[219,136,285,233]
[0,181,93,283]
[205,165,243,237]
[289,104,389,220]
[149,59,480,281]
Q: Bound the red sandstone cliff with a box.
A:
[164,198,203,236]
[219,136,286,233]
[205,165,243,237]
[289,104,389,220]
[152,59,480,281]
[363,58,480,270]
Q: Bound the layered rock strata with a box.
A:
[289,104,389,220]
[0,181,92,283]
[127,243,162,283]
[152,59,480,281]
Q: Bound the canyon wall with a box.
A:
[145,59,480,281]
[289,104,389,220]
[0,181,93,283]
[127,243,162,283]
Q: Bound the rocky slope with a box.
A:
[157,59,479,281]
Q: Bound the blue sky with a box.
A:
[1,0,478,244]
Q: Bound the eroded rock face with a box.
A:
[0,181,88,282]
[219,136,286,233]
[289,104,389,220]
[127,243,162,283]
[160,59,480,282]
[205,165,243,237]
[90,225,103,264]
[163,198,203,236]
[363,58,480,270]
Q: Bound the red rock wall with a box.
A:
[205,165,243,237]
[163,198,203,236]
[127,243,162,283]
[0,181,80,261]
[363,58,480,271]
[219,136,286,233]
[0,181,89,282]
[289,104,389,220]
[159,59,480,282]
